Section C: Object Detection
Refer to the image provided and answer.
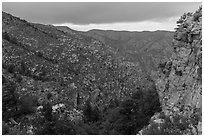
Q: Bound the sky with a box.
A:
[2,2,201,31]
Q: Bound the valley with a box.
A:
[2,5,202,135]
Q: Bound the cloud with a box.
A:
[2,2,201,25]
[54,18,178,32]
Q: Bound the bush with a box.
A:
[7,64,16,73]
[83,99,101,123]
[2,121,29,135]
[141,113,200,135]
[99,88,162,135]
[35,119,76,135]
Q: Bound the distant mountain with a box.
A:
[56,26,78,35]
[56,26,174,74]
[85,29,174,74]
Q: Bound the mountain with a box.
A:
[2,12,161,135]
[56,27,174,74]
[56,26,78,35]
[85,29,174,73]
[3,11,134,111]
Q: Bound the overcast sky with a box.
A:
[2,2,201,31]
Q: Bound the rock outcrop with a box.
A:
[157,6,202,117]
[156,6,202,134]
[139,6,202,135]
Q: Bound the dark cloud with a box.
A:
[2,2,201,25]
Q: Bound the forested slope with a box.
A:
[2,11,161,135]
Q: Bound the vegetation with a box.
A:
[2,86,162,135]
[141,111,201,135]
[2,6,202,135]
[2,11,162,134]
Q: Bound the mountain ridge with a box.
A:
[55,23,174,75]
[83,27,174,74]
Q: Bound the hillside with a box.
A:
[56,27,174,74]
[2,12,161,135]
[85,30,174,73]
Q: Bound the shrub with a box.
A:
[83,99,101,123]
[7,64,16,73]
[141,113,200,135]
[99,87,162,135]
[2,122,28,135]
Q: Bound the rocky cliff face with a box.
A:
[139,7,202,135]
[157,6,202,117]
[153,7,202,134]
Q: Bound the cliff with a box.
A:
[157,6,202,118]
[140,6,202,135]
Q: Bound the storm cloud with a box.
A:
[2,2,201,25]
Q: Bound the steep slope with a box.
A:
[84,29,174,73]
[55,27,174,74]
[2,11,158,122]
[140,6,202,135]
[2,11,108,114]
[157,6,202,123]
